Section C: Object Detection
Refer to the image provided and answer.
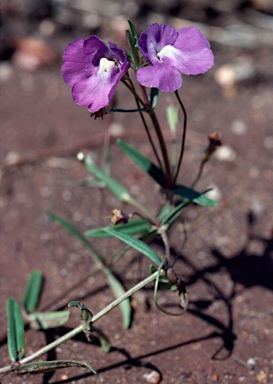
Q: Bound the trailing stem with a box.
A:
[0,271,161,375]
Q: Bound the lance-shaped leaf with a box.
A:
[117,139,166,187]
[91,325,111,353]
[46,211,131,329]
[85,155,131,202]
[29,311,70,330]
[103,268,131,329]
[166,105,179,134]
[85,218,151,238]
[16,360,96,375]
[104,227,161,266]
[6,297,25,362]
[170,185,217,207]
[22,270,43,313]
[126,19,139,67]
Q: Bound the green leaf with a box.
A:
[170,185,217,207]
[127,19,138,47]
[103,268,131,329]
[46,211,103,264]
[127,19,139,67]
[68,301,93,328]
[46,211,131,329]
[91,326,111,353]
[166,105,179,134]
[29,311,70,330]
[6,297,25,362]
[84,155,131,202]
[16,360,96,374]
[104,227,162,266]
[159,201,189,227]
[22,270,43,313]
[85,219,151,238]
[117,139,166,187]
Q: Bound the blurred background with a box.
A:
[1,1,273,383]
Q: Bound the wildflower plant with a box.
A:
[1,20,219,379]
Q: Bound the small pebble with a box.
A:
[39,19,57,36]
[0,63,13,82]
[62,190,72,201]
[247,357,256,367]
[214,59,255,88]
[143,370,161,383]
[231,119,248,135]
[263,136,273,149]
[256,371,267,382]
[211,373,219,382]
[215,145,236,162]
[5,151,20,166]
[109,122,125,137]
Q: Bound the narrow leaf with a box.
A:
[85,219,151,238]
[16,360,96,374]
[91,326,111,353]
[46,211,103,264]
[29,311,70,330]
[160,201,189,226]
[127,19,138,46]
[46,211,130,329]
[117,139,166,187]
[22,270,43,313]
[84,155,131,202]
[104,227,161,266]
[170,185,217,207]
[6,297,25,362]
[103,268,131,329]
[166,105,179,134]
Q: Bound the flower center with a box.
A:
[98,58,117,77]
[157,45,177,63]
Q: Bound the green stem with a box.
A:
[0,272,161,375]
[127,79,164,172]
[126,195,161,227]
[173,91,187,185]
[191,159,206,189]
[149,109,172,189]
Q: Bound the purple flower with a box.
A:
[136,23,214,92]
[62,36,130,112]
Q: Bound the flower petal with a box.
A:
[173,27,214,74]
[72,58,121,112]
[136,64,182,92]
[62,35,130,112]
[175,27,211,51]
[62,39,94,86]
[139,23,178,65]
[158,44,214,75]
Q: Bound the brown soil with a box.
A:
[1,5,273,384]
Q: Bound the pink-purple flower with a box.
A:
[136,23,214,92]
[62,36,130,113]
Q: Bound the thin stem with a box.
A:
[0,324,86,374]
[0,272,161,375]
[158,226,171,264]
[139,84,150,107]
[121,78,147,109]
[149,109,172,189]
[126,195,161,227]
[92,270,160,322]
[191,160,206,189]
[173,91,187,185]
[127,79,164,172]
